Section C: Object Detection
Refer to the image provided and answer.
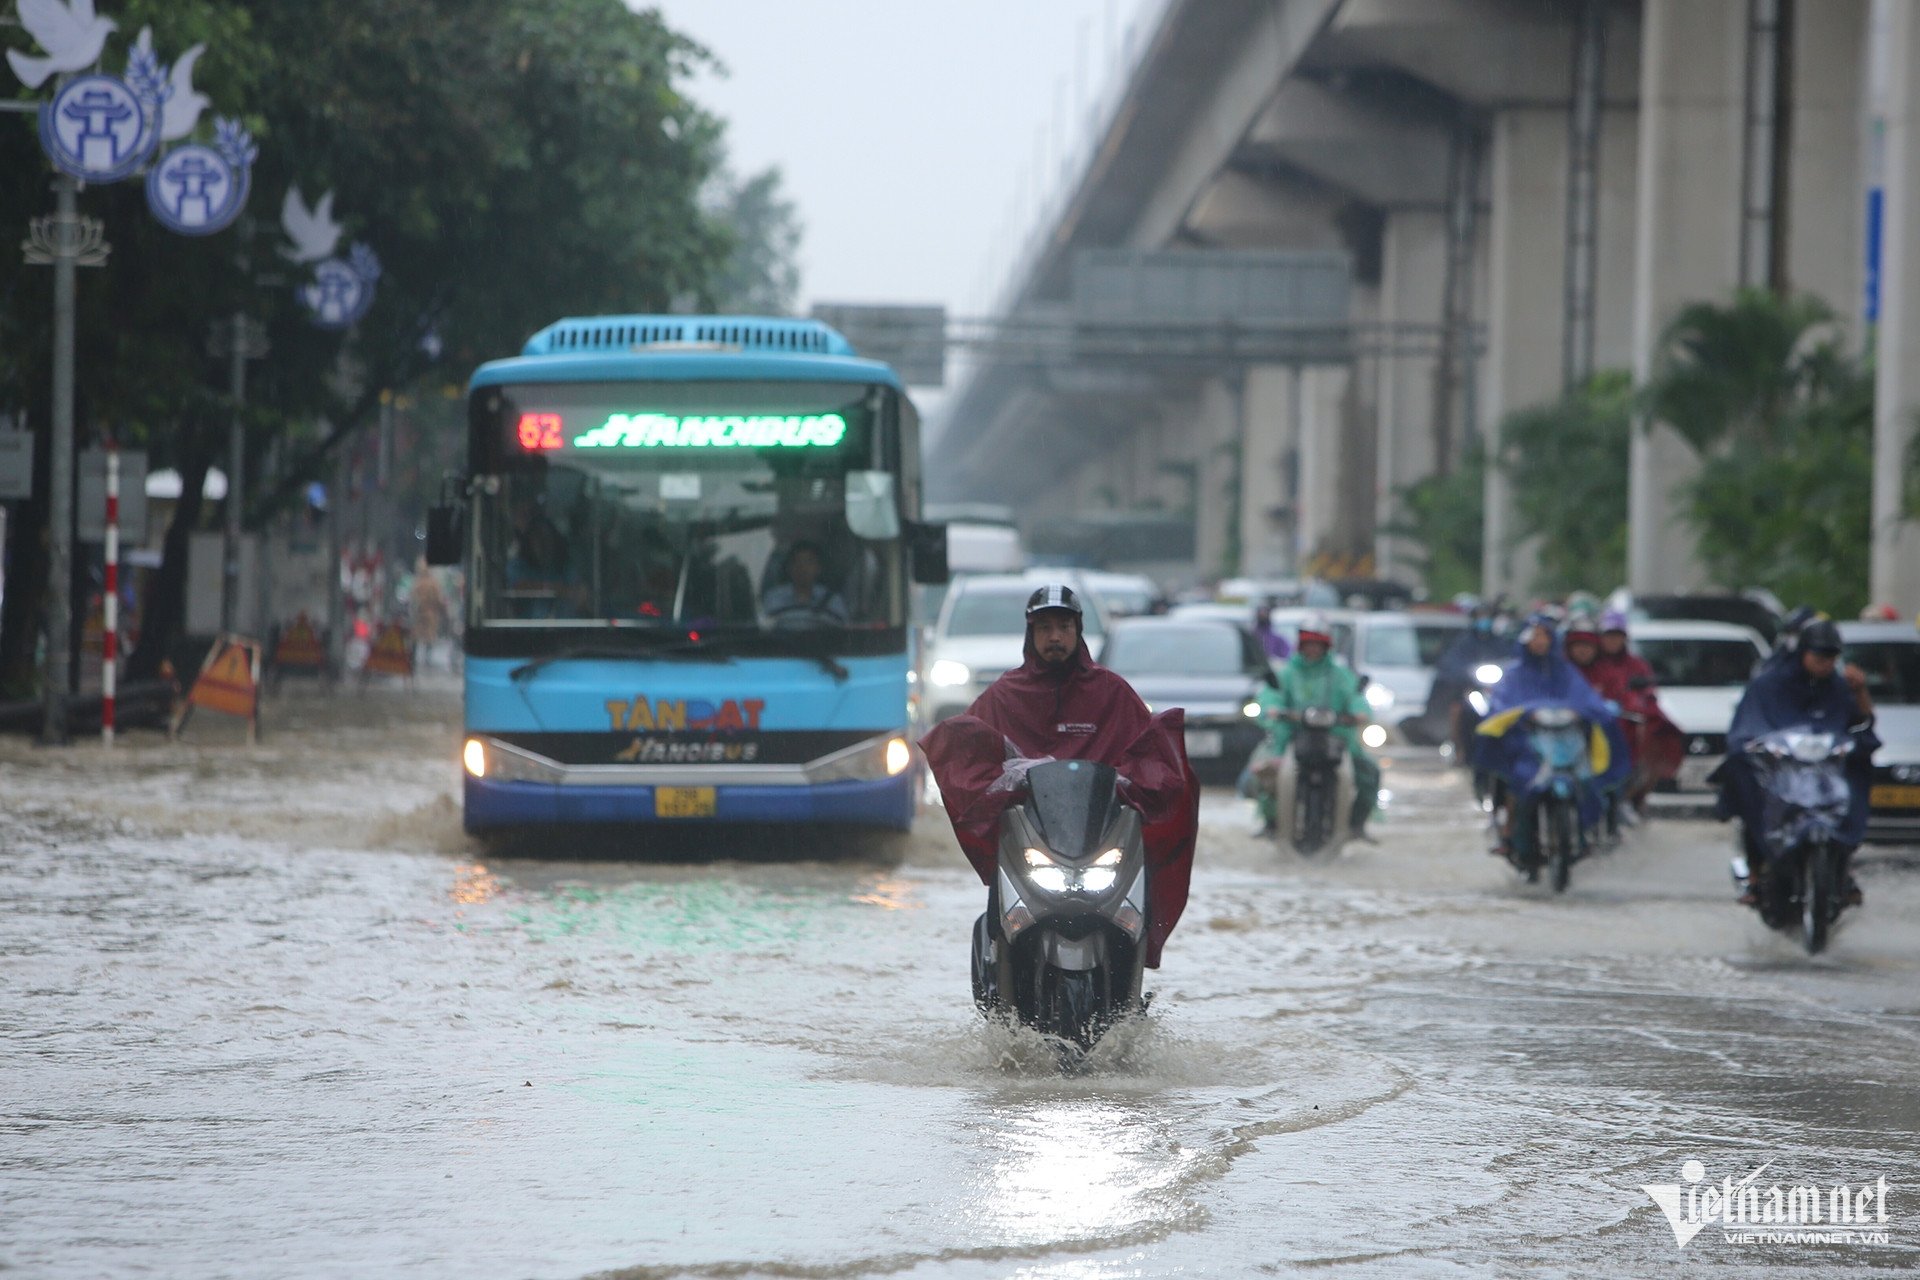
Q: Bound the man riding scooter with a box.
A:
[1250,616,1380,840]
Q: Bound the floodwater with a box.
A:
[4,684,1918,1278]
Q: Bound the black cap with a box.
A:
[1797,620,1843,655]
[1025,584,1082,617]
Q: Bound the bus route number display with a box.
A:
[513,411,846,452]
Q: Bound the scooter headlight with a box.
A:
[1081,867,1118,893]
[1475,663,1504,685]
[1092,847,1124,867]
[1023,847,1069,893]
[1365,682,1395,710]
[1466,690,1489,716]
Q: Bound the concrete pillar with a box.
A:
[1192,377,1243,581]
[1628,0,1748,594]
[1376,210,1448,584]
[1872,0,1920,613]
[1239,365,1298,576]
[1483,108,1568,596]
[1295,364,1350,570]
[1786,0,1870,327]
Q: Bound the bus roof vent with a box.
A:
[522,315,856,358]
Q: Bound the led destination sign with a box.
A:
[514,411,847,452]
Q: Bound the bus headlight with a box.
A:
[885,737,911,776]
[929,659,972,687]
[462,738,487,778]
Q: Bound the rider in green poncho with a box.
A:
[1250,618,1381,838]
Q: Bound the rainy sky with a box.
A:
[647,0,1163,317]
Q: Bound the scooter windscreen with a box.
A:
[1024,759,1123,859]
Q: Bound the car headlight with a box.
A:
[1475,663,1504,685]
[929,659,972,687]
[1243,701,1262,718]
[1365,682,1395,710]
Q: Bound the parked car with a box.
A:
[1098,616,1273,784]
[1610,591,1783,646]
[1838,619,1920,841]
[924,572,1109,723]
[1349,610,1467,744]
[1630,619,1769,792]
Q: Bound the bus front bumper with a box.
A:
[464,773,914,830]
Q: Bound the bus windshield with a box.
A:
[470,380,903,632]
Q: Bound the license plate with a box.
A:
[1870,784,1920,809]
[655,786,717,818]
[1678,757,1720,790]
[1185,730,1224,758]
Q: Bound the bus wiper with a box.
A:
[654,632,850,683]
[509,641,727,682]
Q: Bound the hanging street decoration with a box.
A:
[6,0,117,91]
[296,242,381,330]
[8,12,257,236]
[146,117,254,236]
[280,186,379,329]
[37,71,157,181]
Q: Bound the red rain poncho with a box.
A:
[1582,648,1685,790]
[919,628,1199,968]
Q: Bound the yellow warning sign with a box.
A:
[363,622,414,679]
[172,634,263,741]
[273,613,327,671]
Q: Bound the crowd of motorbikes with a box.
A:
[932,592,1871,1062]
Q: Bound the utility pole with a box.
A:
[22,174,109,744]
[211,279,268,636]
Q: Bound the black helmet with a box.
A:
[1783,605,1820,633]
[1025,584,1082,617]
[1797,620,1843,655]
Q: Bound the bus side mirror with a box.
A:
[910,521,949,585]
[425,504,463,566]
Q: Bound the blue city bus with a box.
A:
[432,315,946,835]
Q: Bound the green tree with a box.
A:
[1386,441,1484,600]
[1499,370,1632,596]
[709,165,803,315]
[1643,290,1872,615]
[0,0,739,692]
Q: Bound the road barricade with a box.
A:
[172,634,263,742]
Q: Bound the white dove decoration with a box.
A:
[6,0,118,91]
[158,42,208,140]
[280,186,342,264]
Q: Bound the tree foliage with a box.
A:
[1644,290,1872,616]
[0,0,763,691]
[1386,442,1484,600]
[709,165,803,315]
[1499,370,1631,596]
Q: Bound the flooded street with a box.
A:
[5,686,1919,1278]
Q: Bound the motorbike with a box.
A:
[1489,704,1598,893]
[1462,662,1506,808]
[1273,705,1358,856]
[1728,727,1855,954]
[971,758,1149,1053]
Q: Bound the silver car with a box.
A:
[1839,619,1920,841]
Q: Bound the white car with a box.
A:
[1838,619,1920,841]
[1630,619,1769,792]
[1349,611,1468,744]
[924,572,1109,723]
[1166,602,1357,662]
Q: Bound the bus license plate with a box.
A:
[655,786,716,818]
[1870,784,1920,809]
[1185,730,1224,758]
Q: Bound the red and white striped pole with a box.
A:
[102,444,118,747]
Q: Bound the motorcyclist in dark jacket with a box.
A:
[1715,620,1878,905]
[1430,605,1512,762]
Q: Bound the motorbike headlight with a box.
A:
[1365,682,1395,710]
[1361,724,1388,750]
[1092,847,1124,867]
[929,659,972,688]
[1531,706,1578,728]
[1081,867,1118,893]
[1022,847,1068,893]
[1788,732,1838,763]
[1467,690,1489,716]
[1243,701,1261,718]
[1475,663,1504,685]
